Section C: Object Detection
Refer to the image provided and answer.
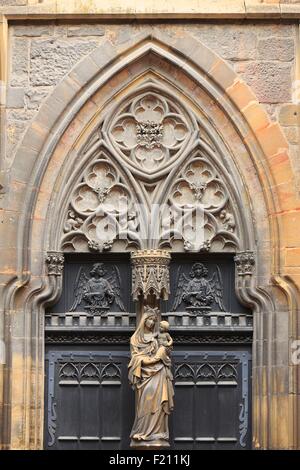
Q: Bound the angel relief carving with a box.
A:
[70,263,125,315]
[172,263,225,314]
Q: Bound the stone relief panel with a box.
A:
[60,85,241,254]
[70,262,125,315]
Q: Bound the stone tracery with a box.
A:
[60,86,241,254]
[108,92,191,172]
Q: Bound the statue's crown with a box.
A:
[144,305,159,318]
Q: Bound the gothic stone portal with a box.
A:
[44,79,254,450]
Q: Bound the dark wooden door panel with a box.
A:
[45,347,251,450]
[170,351,251,450]
[45,350,133,450]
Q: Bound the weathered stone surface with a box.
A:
[279,103,299,126]
[13,24,54,37]
[67,24,105,37]
[257,37,294,61]
[6,119,26,164]
[25,87,51,110]
[192,25,258,61]
[0,0,26,5]
[282,126,298,144]
[30,38,99,86]
[6,87,25,108]
[236,61,292,103]
[11,38,29,87]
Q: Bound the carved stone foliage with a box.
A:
[60,84,241,254]
[174,362,238,384]
[70,262,125,315]
[108,92,192,173]
[59,361,121,383]
[234,251,255,276]
[172,262,225,314]
[131,250,171,300]
[46,252,64,276]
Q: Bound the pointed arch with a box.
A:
[1,29,299,451]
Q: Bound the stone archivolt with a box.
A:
[61,84,240,254]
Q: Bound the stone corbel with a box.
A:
[234,250,260,311]
[45,251,65,308]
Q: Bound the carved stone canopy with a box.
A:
[131,249,171,301]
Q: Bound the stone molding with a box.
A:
[1,1,300,19]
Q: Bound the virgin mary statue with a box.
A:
[128,306,174,448]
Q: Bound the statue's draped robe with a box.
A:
[128,318,174,441]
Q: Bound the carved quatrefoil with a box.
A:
[105,92,194,175]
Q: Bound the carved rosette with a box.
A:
[234,251,255,276]
[46,252,64,276]
[131,250,171,301]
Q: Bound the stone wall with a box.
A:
[0,12,300,451]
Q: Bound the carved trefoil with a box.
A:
[131,250,171,301]
[59,83,242,255]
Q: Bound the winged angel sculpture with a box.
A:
[70,263,125,315]
[172,262,225,313]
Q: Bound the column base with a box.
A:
[130,439,170,450]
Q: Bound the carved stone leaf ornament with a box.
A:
[60,85,240,254]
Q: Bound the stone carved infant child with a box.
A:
[153,320,173,366]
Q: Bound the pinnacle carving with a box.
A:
[131,250,171,301]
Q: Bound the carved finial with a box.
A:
[46,252,64,276]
